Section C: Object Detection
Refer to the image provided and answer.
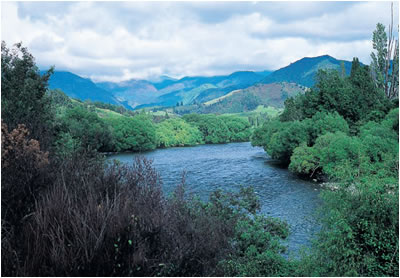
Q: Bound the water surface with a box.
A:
[108,142,321,254]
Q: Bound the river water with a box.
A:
[107,142,322,255]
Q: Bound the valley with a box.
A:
[46,55,349,114]
[2,5,398,275]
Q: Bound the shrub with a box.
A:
[8,153,289,277]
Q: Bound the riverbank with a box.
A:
[102,140,250,156]
[107,142,322,254]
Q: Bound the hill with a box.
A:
[139,71,265,108]
[198,82,306,114]
[163,82,306,115]
[260,55,352,87]
[46,71,123,106]
[96,79,159,109]
[45,55,353,110]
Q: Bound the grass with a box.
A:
[204,89,241,106]
[224,105,282,118]
[95,107,127,119]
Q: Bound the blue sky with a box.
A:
[1,1,398,82]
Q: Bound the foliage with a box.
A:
[266,120,310,164]
[253,112,348,165]
[105,114,157,152]
[291,109,399,277]
[304,111,350,144]
[56,105,114,153]
[278,63,391,131]
[299,181,399,277]
[279,94,306,122]
[220,115,253,142]
[288,143,320,178]
[93,101,136,116]
[1,122,50,225]
[370,19,399,99]
[253,25,399,276]
[250,120,270,147]
[1,152,290,277]
[289,109,398,180]
[1,122,51,275]
[1,41,55,149]
[156,118,203,148]
[219,216,292,277]
[182,113,252,144]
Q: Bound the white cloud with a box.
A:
[1,1,398,82]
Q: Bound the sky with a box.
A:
[1,1,399,82]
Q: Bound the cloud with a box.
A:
[1,1,398,82]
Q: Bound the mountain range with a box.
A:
[45,55,354,111]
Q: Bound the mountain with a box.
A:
[255,70,273,77]
[96,79,159,109]
[197,82,306,114]
[260,55,352,87]
[138,71,265,108]
[44,55,354,111]
[46,71,122,106]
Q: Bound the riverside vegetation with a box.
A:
[1,21,399,277]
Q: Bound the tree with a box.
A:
[1,42,55,149]
[370,4,399,99]
[57,105,114,152]
[105,114,157,152]
[156,118,203,147]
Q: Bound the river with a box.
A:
[107,142,322,256]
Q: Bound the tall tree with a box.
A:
[370,3,399,99]
[1,42,55,149]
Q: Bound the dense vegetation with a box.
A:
[2,19,399,277]
[251,22,399,276]
[45,88,254,153]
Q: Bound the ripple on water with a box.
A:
[107,142,322,255]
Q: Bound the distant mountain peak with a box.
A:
[46,71,125,107]
[259,55,353,87]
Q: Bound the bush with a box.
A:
[3,152,289,276]
[1,122,51,276]
[301,182,399,277]
[1,122,49,224]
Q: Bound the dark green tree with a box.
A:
[56,105,114,153]
[1,41,55,149]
